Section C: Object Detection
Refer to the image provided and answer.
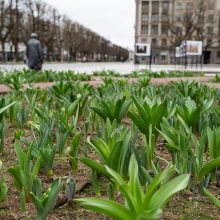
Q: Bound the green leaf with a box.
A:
[109,141,123,172]
[79,157,110,178]
[127,111,147,135]
[142,169,169,210]
[198,159,220,180]
[203,188,220,209]
[105,166,137,212]
[24,145,32,173]
[128,154,144,207]
[33,158,42,178]
[75,198,132,220]
[32,178,42,198]
[105,166,126,186]
[8,166,33,200]
[33,178,61,220]
[28,121,40,132]
[119,100,131,120]
[14,140,25,169]
[0,182,8,202]
[113,98,123,119]
[39,178,60,219]
[131,96,149,123]
[0,101,16,115]
[69,132,81,157]
[90,106,107,121]
[148,174,190,209]
[70,156,78,171]
[138,209,162,220]
[8,166,23,191]
[67,98,80,117]
[202,99,213,113]
[89,139,110,164]
[101,100,114,119]
[30,193,44,213]
[34,107,48,121]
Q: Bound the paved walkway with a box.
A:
[0,62,220,75]
[0,76,219,94]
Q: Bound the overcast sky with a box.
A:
[44,0,135,50]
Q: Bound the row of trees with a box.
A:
[0,0,129,62]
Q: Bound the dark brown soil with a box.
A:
[1,125,220,220]
[0,77,220,219]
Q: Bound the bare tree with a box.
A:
[0,0,129,62]
[165,0,216,49]
[0,0,14,61]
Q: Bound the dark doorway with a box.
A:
[203,51,211,64]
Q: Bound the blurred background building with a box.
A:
[135,0,220,64]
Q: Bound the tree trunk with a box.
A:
[1,42,6,62]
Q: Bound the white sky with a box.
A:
[44,0,135,50]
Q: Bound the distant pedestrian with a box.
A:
[82,56,87,63]
[26,33,43,71]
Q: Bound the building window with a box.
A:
[198,15,204,25]
[162,15,168,24]
[174,15,181,22]
[162,39,167,46]
[142,2,149,14]
[141,25,148,35]
[207,39,212,46]
[186,2,193,9]
[207,14,214,23]
[152,38,157,46]
[207,27,213,35]
[161,54,167,61]
[208,0,215,10]
[175,2,182,10]
[217,51,220,59]
[152,15,159,24]
[161,25,168,35]
[152,2,159,14]
[151,25,158,35]
[162,1,169,14]
[142,14,148,22]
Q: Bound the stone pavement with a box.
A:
[0,76,219,94]
[0,62,220,75]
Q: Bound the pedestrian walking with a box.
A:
[26,33,43,71]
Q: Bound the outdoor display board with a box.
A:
[177,41,203,57]
[186,41,203,56]
[175,40,203,70]
[135,43,151,56]
[175,47,181,58]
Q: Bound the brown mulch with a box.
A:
[0,76,217,94]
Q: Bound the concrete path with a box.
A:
[0,62,220,75]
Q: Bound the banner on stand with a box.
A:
[186,41,203,56]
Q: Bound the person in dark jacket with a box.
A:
[26,33,43,71]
